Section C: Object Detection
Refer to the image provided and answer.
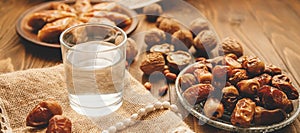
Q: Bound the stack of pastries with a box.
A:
[27,0,132,43]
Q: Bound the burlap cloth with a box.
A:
[0,59,193,132]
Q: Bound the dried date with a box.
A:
[185,62,209,74]
[203,98,224,120]
[254,73,272,86]
[237,78,260,96]
[126,38,138,62]
[143,3,163,22]
[253,106,286,125]
[218,37,244,58]
[193,30,218,52]
[257,85,293,113]
[224,56,242,69]
[46,115,72,133]
[264,64,282,76]
[272,74,299,100]
[228,69,248,85]
[140,52,165,75]
[26,100,63,127]
[167,51,192,72]
[183,84,214,105]
[189,18,209,36]
[144,28,166,47]
[231,98,256,127]
[241,56,265,77]
[221,86,239,112]
[156,17,180,34]
[171,29,194,50]
[194,69,213,84]
[212,65,231,80]
[179,73,198,91]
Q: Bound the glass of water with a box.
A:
[60,23,127,116]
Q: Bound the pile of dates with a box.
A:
[26,100,72,132]
[179,38,299,127]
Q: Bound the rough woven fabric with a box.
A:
[0,64,192,132]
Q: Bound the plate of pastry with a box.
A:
[175,42,300,132]
[16,0,138,48]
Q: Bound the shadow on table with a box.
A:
[20,38,62,62]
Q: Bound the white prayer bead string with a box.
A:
[102,101,181,133]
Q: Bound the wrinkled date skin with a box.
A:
[185,62,209,74]
[212,65,231,80]
[179,73,198,91]
[218,37,244,58]
[26,100,63,127]
[224,56,242,69]
[228,69,248,85]
[258,85,293,113]
[237,79,260,96]
[46,115,72,133]
[254,106,286,125]
[183,84,214,105]
[231,98,256,127]
[203,98,224,119]
[241,56,265,77]
[140,52,165,75]
[264,64,282,76]
[254,73,272,86]
[221,86,239,112]
[194,69,213,84]
[272,74,299,100]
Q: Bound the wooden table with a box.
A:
[1,0,300,132]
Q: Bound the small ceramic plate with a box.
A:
[16,0,138,48]
[175,62,300,132]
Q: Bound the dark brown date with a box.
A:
[264,64,282,76]
[26,100,63,127]
[272,74,299,100]
[254,106,286,125]
[224,56,242,69]
[203,98,224,120]
[226,53,238,60]
[241,56,265,77]
[179,73,198,91]
[221,86,239,112]
[257,85,293,113]
[185,62,208,74]
[194,69,213,84]
[46,115,72,133]
[231,98,256,127]
[228,69,248,85]
[218,37,244,58]
[212,65,231,80]
[183,84,214,105]
[254,73,272,86]
[237,78,260,96]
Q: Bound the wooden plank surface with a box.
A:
[186,0,300,132]
[0,0,300,132]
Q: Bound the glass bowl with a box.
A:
[175,62,300,132]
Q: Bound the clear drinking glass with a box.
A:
[60,23,127,116]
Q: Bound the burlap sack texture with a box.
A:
[0,59,193,132]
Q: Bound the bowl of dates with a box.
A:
[175,55,300,132]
